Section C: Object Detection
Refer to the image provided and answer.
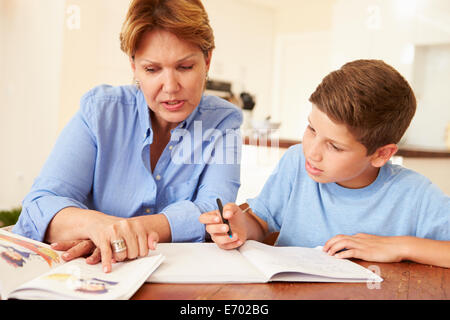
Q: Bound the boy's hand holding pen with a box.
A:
[216,198,232,238]
[199,200,248,250]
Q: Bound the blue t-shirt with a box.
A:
[13,85,242,242]
[248,144,449,247]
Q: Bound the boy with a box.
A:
[199,59,450,268]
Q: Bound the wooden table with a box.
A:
[132,260,449,300]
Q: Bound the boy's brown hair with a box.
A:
[309,59,416,155]
[120,0,215,59]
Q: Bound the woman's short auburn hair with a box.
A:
[309,59,417,155]
[120,0,215,58]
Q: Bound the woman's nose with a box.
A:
[162,71,180,93]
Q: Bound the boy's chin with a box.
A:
[306,172,332,184]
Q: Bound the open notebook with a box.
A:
[147,240,382,283]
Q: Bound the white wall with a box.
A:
[204,0,275,121]
[271,0,450,144]
[57,0,132,130]
[271,32,332,139]
[0,0,65,210]
[402,158,450,195]
[409,44,450,148]
[329,0,450,148]
[264,0,336,138]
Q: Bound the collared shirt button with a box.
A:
[168,145,173,150]
[145,208,151,213]
[155,175,161,181]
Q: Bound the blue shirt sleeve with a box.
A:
[415,180,450,241]
[13,101,97,241]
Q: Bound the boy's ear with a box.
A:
[370,144,398,167]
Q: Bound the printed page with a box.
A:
[0,229,63,299]
[9,254,164,300]
[239,240,382,282]
[147,243,268,283]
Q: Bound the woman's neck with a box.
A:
[150,111,179,134]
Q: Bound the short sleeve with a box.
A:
[416,181,450,240]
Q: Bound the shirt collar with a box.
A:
[136,88,152,142]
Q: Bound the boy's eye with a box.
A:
[307,125,315,133]
[329,143,342,151]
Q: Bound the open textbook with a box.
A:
[0,229,164,300]
[147,240,383,283]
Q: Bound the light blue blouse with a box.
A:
[13,85,242,242]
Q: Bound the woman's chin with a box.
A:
[156,110,189,126]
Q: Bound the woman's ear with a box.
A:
[130,56,136,73]
[370,144,399,167]
[205,50,212,71]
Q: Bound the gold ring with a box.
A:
[111,239,127,253]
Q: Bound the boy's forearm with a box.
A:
[239,203,269,242]
[401,236,450,268]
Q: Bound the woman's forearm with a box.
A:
[135,213,172,242]
[45,207,172,244]
[44,207,106,243]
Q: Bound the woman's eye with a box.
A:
[144,67,157,73]
[179,65,194,70]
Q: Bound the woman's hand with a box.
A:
[91,215,159,273]
[46,208,164,273]
[323,233,406,263]
[51,216,159,273]
[199,203,248,250]
[69,213,159,273]
[51,239,102,264]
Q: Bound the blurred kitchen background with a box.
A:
[1,0,449,214]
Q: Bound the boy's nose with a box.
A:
[307,142,323,162]
[309,151,322,162]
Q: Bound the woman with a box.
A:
[13,0,242,273]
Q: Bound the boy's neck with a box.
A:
[336,166,381,189]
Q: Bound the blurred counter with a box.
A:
[242,136,450,158]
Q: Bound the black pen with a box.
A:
[216,198,232,238]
